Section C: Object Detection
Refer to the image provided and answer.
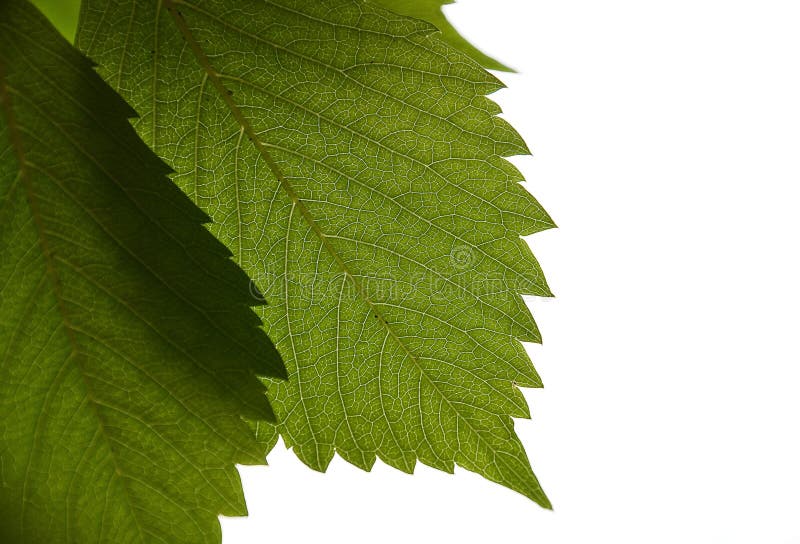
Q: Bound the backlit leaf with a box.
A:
[370,0,514,71]
[77,0,553,505]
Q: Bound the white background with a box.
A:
[223,1,800,542]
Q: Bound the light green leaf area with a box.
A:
[78,0,554,505]
[370,0,514,72]
[0,1,285,542]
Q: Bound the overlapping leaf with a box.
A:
[0,2,284,542]
[78,0,554,505]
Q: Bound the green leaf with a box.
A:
[77,0,553,506]
[0,1,285,542]
[369,0,514,72]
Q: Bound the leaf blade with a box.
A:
[0,1,284,542]
[369,0,515,72]
[77,0,553,506]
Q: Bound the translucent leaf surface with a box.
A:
[0,2,284,542]
[370,0,514,71]
[78,0,553,505]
